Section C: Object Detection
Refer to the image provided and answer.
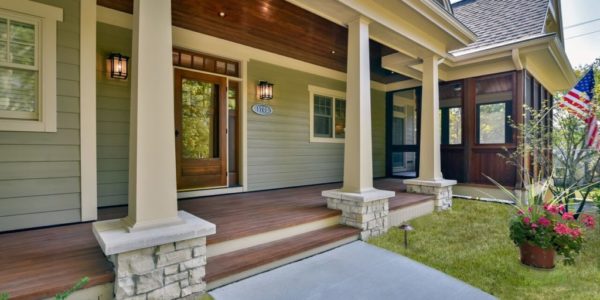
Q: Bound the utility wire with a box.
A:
[564,17,600,29]
[566,29,600,40]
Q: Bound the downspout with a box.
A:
[512,48,523,70]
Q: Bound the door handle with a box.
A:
[175,129,179,137]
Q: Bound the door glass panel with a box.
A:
[181,78,218,159]
[392,89,417,145]
[392,151,417,177]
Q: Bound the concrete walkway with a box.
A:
[211,241,495,300]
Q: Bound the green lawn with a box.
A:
[369,199,600,300]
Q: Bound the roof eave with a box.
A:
[403,0,477,48]
[448,34,576,92]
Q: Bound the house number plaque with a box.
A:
[252,103,273,116]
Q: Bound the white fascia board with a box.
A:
[450,33,555,59]
[338,0,448,57]
[547,37,577,86]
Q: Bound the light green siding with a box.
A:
[0,0,81,232]
[96,22,131,207]
[246,60,386,191]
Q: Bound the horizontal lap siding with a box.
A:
[96,23,131,207]
[0,0,81,232]
[246,60,386,191]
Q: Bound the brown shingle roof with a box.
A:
[452,0,549,52]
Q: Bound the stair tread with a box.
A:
[389,193,434,210]
[205,225,359,283]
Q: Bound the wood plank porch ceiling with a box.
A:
[97,0,409,84]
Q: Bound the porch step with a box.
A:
[389,193,435,227]
[206,225,360,290]
[207,215,340,257]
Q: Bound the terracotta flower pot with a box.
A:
[519,242,555,269]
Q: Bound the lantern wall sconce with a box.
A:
[257,81,274,100]
[109,53,129,79]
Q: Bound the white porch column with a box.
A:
[418,55,443,181]
[342,16,373,193]
[323,16,394,240]
[124,0,179,230]
[404,55,456,210]
[93,1,215,298]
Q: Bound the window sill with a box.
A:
[0,118,56,132]
[310,137,345,144]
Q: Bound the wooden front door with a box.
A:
[175,69,227,190]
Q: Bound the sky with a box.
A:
[561,0,600,68]
[449,0,600,68]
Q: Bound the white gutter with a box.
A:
[449,33,555,58]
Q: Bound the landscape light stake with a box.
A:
[398,223,414,249]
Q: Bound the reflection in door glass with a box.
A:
[392,151,416,177]
[391,89,418,177]
[392,89,417,146]
[181,79,217,159]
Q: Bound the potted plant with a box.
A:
[486,176,596,268]
[509,201,596,268]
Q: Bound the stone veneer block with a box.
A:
[93,211,215,300]
[403,179,457,211]
[323,189,395,240]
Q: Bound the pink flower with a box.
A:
[562,212,575,221]
[554,223,571,235]
[517,210,524,215]
[538,217,551,227]
[523,217,531,225]
[582,214,596,229]
[545,204,559,214]
[531,223,539,229]
[570,228,582,238]
[528,207,533,213]
[558,204,566,214]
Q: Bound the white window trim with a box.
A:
[0,0,62,132]
[308,85,346,144]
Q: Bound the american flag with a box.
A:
[559,69,594,121]
[560,69,597,149]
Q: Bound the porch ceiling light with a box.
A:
[109,53,129,79]
[257,81,274,100]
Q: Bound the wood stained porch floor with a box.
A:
[0,178,430,299]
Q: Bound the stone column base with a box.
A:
[322,189,395,240]
[93,211,216,300]
[404,179,457,211]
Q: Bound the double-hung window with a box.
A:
[309,85,346,143]
[0,2,62,132]
[0,14,39,120]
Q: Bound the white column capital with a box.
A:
[347,15,372,26]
